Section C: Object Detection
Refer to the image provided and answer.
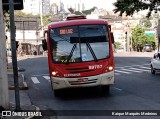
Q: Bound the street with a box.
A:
[16,52,160,119]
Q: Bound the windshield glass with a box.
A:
[50,24,110,63]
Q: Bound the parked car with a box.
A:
[143,44,153,52]
[151,52,160,74]
[116,48,124,52]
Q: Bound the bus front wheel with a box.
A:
[54,89,61,97]
[101,85,110,95]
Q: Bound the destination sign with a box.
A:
[60,29,73,35]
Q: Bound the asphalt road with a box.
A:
[17,52,160,119]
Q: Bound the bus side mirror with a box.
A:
[42,39,47,51]
[111,32,114,44]
[108,25,111,31]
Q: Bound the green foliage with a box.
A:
[113,0,160,17]
[131,26,155,51]
[4,12,10,31]
[74,11,83,15]
[68,6,97,15]
[68,8,75,14]
[114,42,121,49]
[42,15,52,26]
[82,7,97,15]
[144,35,156,50]
[14,11,51,26]
[14,10,36,17]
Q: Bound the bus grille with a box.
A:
[68,79,98,85]
[66,67,94,73]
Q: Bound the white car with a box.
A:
[151,52,160,74]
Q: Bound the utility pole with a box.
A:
[157,19,160,51]
[39,0,44,37]
[126,23,130,52]
[0,0,9,109]
[9,0,21,111]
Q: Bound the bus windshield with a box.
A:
[50,24,110,63]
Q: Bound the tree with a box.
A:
[114,41,121,49]
[68,8,75,14]
[74,11,83,15]
[144,35,156,50]
[131,26,155,51]
[132,26,147,51]
[14,11,51,26]
[113,0,160,17]
[67,7,97,16]
[42,15,52,26]
[140,18,152,28]
[82,7,97,15]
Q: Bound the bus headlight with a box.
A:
[52,71,57,76]
[104,66,114,73]
[52,71,60,77]
[108,66,113,71]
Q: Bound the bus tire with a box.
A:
[101,85,110,95]
[54,89,61,97]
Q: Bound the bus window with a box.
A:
[49,24,110,63]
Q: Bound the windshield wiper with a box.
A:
[66,43,77,64]
[86,42,98,62]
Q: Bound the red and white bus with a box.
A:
[42,16,115,96]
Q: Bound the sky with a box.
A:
[52,0,117,11]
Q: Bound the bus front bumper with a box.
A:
[51,71,114,90]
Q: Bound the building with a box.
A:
[111,23,126,50]
[6,16,42,55]
[22,0,41,15]
[50,3,58,15]
[51,0,65,13]
[42,0,50,15]
[22,0,50,15]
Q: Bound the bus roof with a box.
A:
[48,19,109,29]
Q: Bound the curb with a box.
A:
[8,82,28,90]
[8,74,29,90]
[7,67,26,72]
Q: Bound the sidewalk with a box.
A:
[1,69,41,119]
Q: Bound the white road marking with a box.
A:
[43,76,51,82]
[115,64,150,68]
[31,77,40,84]
[129,68,150,72]
[32,74,49,77]
[139,66,150,70]
[119,69,142,73]
[115,70,131,74]
[113,87,123,91]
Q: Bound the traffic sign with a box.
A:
[2,0,23,10]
